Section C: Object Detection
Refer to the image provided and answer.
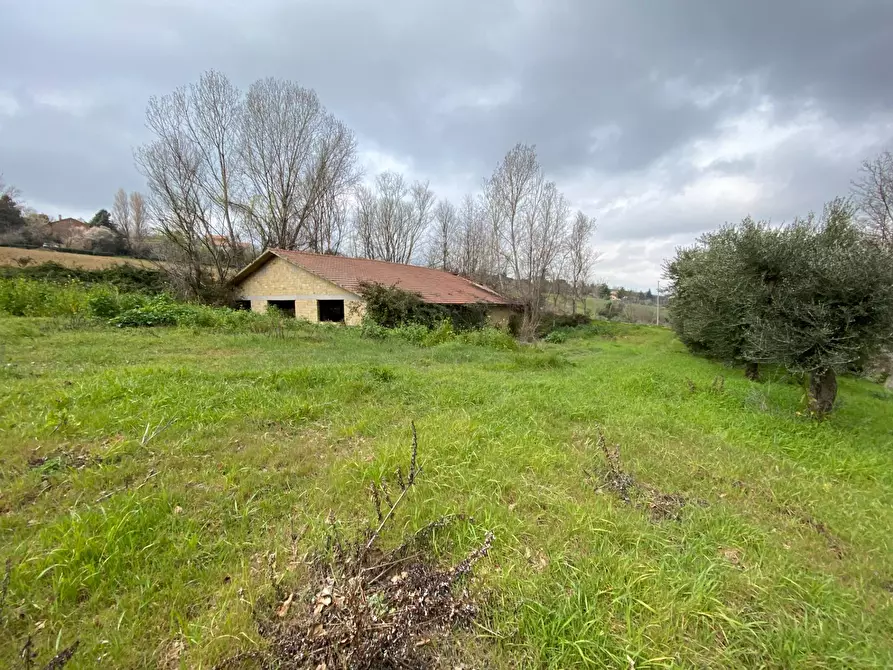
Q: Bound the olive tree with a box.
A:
[743,199,893,415]
[664,219,774,380]
[667,199,893,415]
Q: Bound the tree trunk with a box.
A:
[808,368,837,417]
[520,307,539,342]
[744,362,759,381]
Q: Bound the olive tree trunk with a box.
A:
[808,368,837,417]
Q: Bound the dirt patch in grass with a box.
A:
[778,505,845,559]
[27,450,98,474]
[585,427,705,522]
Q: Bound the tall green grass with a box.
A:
[0,316,891,667]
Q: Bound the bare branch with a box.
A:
[852,149,893,251]
[352,172,433,264]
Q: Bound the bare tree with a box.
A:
[852,150,893,251]
[0,174,20,200]
[241,78,359,250]
[180,70,245,260]
[136,70,361,297]
[135,91,239,300]
[112,187,131,241]
[300,119,361,253]
[129,191,149,255]
[566,211,598,314]
[456,193,492,280]
[427,199,458,271]
[353,172,434,264]
[485,143,541,289]
[485,144,569,337]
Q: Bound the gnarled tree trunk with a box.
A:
[808,368,837,417]
[744,361,759,381]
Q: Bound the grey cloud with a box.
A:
[2,0,892,288]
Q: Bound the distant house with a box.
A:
[42,218,89,245]
[230,248,515,325]
[209,235,251,250]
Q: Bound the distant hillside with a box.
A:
[0,246,154,271]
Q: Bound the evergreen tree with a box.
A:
[0,194,26,233]
[89,208,116,231]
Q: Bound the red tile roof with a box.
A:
[233,249,513,305]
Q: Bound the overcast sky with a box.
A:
[2,1,892,289]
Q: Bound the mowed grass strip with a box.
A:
[0,318,891,668]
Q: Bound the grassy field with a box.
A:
[548,295,660,325]
[1,318,892,668]
[0,246,154,271]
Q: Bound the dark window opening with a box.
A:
[268,300,295,318]
[233,300,251,311]
[318,299,345,323]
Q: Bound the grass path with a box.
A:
[1,319,891,667]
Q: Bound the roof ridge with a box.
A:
[271,248,470,280]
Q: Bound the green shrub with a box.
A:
[0,262,167,294]
[360,319,390,340]
[391,323,430,346]
[0,278,89,317]
[86,289,119,319]
[538,312,590,335]
[357,281,489,331]
[597,301,625,321]
[110,295,191,327]
[458,327,519,351]
[544,330,567,344]
[422,320,455,346]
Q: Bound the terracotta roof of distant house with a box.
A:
[232,249,514,305]
[42,218,89,240]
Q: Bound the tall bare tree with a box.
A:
[353,172,434,264]
[180,70,245,258]
[241,78,359,250]
[129,191,149,255]
[300,119,361,253]
[485,144,569,337]
[566,211,597,314]
[456,193,492,280]
[427,199,458,271]
[485,143,541,287]
[136,90,239,300]
[136,70,361,297]
[852,150,893,251]
[112,187,131,239]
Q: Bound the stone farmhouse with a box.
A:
[230,249,515,325]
